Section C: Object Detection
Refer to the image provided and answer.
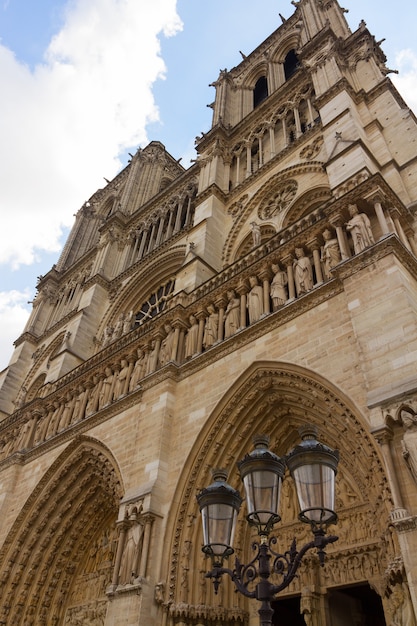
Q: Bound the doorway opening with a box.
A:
[272,595,304,625]
[328,584,386,626]
[270,584,386,625]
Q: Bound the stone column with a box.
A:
[184,195,193,227]
[389,208,413,252]
[139,514,154,578]
[235,153,241,186]
[329,213,350,260]
[215,296,227,342]
[372,425,408,515]
[174,200,184,233]
[294,106,302,137]
[178,327,186,363]
[196,312,206,354]
[259,267,272,316]
[307,237,323,285]
[110,521,128,589]
[223,156,232,193]
[146,221,157,254]
[155,211,166,247]
[236,281,248,330]
[246,143,252,178]
[269,124,276,158]
[282,117,288,148]
[282,255,296,300]
[165,208,174,240]
[307,97,315,126]
[372,197,390,237]
[258,135,264,167]
[137,228,149,259]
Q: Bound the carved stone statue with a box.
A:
[113,313,125,339]
[154,581,165,604]
[185,315,199,359]
[123,310,134,334]
[129,349,146,392]
[99,367,113,408]
[203,304,218,349]
[118,523,143,585]
[293,247,313,296]
[251,221,261,247]
[159,323,175,366]
[401,408,417,484]
[247,276,264,323]
[224,290,240,338]
[113,359,129,399]
[102,325,113,347]
[270,263,288,310]
[389,582,417,626]
[321,228,341,279]
[345,204,375,254]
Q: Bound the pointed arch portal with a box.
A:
[164,361,393,626]
[0,437,123,625]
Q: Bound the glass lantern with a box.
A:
[237,434,285,535]
[286,425,339,528]
[196,468,242,564]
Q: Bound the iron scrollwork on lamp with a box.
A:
[196,426,339,626]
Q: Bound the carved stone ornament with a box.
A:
[257,181,298,220]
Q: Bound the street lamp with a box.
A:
[196,426,339,626]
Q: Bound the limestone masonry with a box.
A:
[1,1,417,624]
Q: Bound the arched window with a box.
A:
[253,76,268,108]
[284,49,299,81]
[134,279,175,326]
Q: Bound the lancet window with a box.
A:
[284,49,300,81]
[228,87,319,189]
[253,75,268,108]
[126,187,197,268]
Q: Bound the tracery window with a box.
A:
[134,280,174,326]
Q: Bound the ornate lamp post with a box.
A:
[196,426,339,626]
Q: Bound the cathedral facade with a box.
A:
[1,0,417,624]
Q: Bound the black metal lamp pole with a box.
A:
[197,427,339,626]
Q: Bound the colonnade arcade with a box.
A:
[162,362,406,626]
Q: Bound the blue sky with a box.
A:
[1,0,417,370]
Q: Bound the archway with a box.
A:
[0,436,123,625]
[163,362,396,626]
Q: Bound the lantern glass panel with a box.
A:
[292,463,335,522]
[201,502,238,557]
[243,469,282,525]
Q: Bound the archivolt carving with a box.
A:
[0,437,123,625]
[162,362,392,620]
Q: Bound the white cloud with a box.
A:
[0,0,182,269]
[391,49,417,113]
[0,290,31,370]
